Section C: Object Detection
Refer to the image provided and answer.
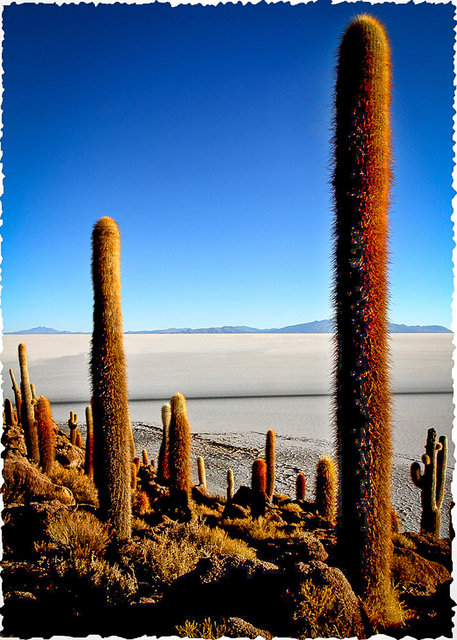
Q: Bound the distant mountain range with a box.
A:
[6,320,452,335]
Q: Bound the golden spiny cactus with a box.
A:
[131,462,138,492]
[265,429,276,501]
[4,399,17,427]
[197,456,207,490]
[296,472,306,501]
[90,216,131,542]
[168,393,192,509]
[18,343,39,464]
[142,449,149,466]
[68,412,78,445]
[84,405,94,480]
[35,396,56,475]
[333,15,398,623]
[9,369,22,421]
[75,431,82,448]
[158,402,171,481]
[315,456,337,526]
[251,459,267,494]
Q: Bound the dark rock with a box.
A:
[399,532,451,570]
[392,545,451,596]
[222,503,250,520]
[3,500,69,556]
[232,485,253,507]
[158,553,285,634]
[192,485,223,510]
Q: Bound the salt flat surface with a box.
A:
[2,333,454,459]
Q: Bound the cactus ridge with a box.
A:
[410,427,448,537]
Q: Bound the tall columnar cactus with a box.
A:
[157,402,171,481]
[4,399,17,427]
[411,428,448,538]
[168,393,192,509]
[142,449,149,466]
[197,455,207,491]
[90,216,131,542]
[227,468,235,502]
[9,369,22,421]
[75,431,82,448]
[315,456,337,526]
[18,343,40,464]
[84,405,94,480]
[265,429,276,501]
[296,472,306,501]
[30,383,38,401]
[35,396,56,475]
[68,412,78,445]
[333,15,397,621]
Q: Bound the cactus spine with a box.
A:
[333,15,397,621]
[315,456,337,526]
[90,216,131,542]
[84,405,94,480]
[9,369,22,421]
[18,343,39,464]
[35,396,56,475]
[168,393,192,509]
[197,455,207,490]
[296,472,306,501]
[265,429,275,501]
[411,428,448,537]
[227,468,234,502]
[158,402,171,481]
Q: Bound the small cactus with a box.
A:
[157,402,171,481]
[227,468,234,502]
[68,412,78,445]
[168,393,192,509]
[131,462,138,491]
[30,383,38,401]
[296,472,306,501]
[133,457,141,473]
[84,405,94,480]
[251,459,267,518]
[411,427,448,537]
[35,396,56,475]
[265,429,275,501]
[18,343,39,464]
[315,456,337,526]
[142,449,149,466]
[197,455,207,490]
[9,369,22,421]
[4,399,17,427]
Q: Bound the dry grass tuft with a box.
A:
[293,580,340,638]
[223,516,288,542]
[176,618,227,639]
[46,510,110,558]
[50,464,98,506]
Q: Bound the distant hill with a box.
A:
[6,321,452,335]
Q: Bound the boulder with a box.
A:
[3,455,74,505]
[55,433,84,468]
[158,553,284,633]
[2,425,28,457]
[223,616,272,639]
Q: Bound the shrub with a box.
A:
[176,618,227,639]
[50,464,98,506]
[46,510,111,559]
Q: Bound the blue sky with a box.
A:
[2,1,455,332]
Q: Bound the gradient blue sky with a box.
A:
[2,1,455,332]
